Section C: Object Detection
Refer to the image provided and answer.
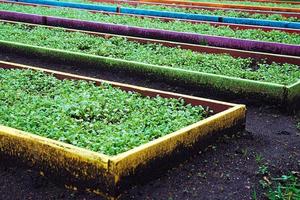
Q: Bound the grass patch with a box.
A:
[255,155,300,200]
[0,22,299,85]
[258,172,300,200]
[267,173,300,200]
[0,69,208,155]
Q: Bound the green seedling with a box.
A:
[0,3,300,44]
[0,69,208,155]
[0,22,299,85]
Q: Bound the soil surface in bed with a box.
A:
[0,52,299,200]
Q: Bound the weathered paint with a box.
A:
[110,105,246,178]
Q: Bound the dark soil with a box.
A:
[0,52,299,200]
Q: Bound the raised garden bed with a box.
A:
[62,0,300,19]
[137,0,300,12]
[0,22,299,107]
[2,19,299,66]
[1,11,299,56]
[67,0,300,20]
[192,0,300,5]
[3,0,300,35]
[1,2,300,44]
[8,0,300,27]
[183,0,300,7]
[0,61,246,198]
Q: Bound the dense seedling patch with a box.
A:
[0,69,208,155]
[61,0,299,22]
[0,1,298,198]
[1,4,299,44]
[2,3,300,44]
[123,4,299,22]
[0,22,299,85]
[255,155,300,200]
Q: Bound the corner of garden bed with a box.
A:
[286,80,300,110]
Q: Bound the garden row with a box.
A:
[1,2,299,45]
[184,0,300,8]
[130,0,300,12]
[8,0,300,24]
[74,0,300,19]
[65,0,300,22]
[65,0,300,10]
[0,68,208,156]
[86,0,300,8]
[1,22,299,86]
[0,0,298,198]
[1,3,300,58]
[0,21,299,106]
[0,61,246,198]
